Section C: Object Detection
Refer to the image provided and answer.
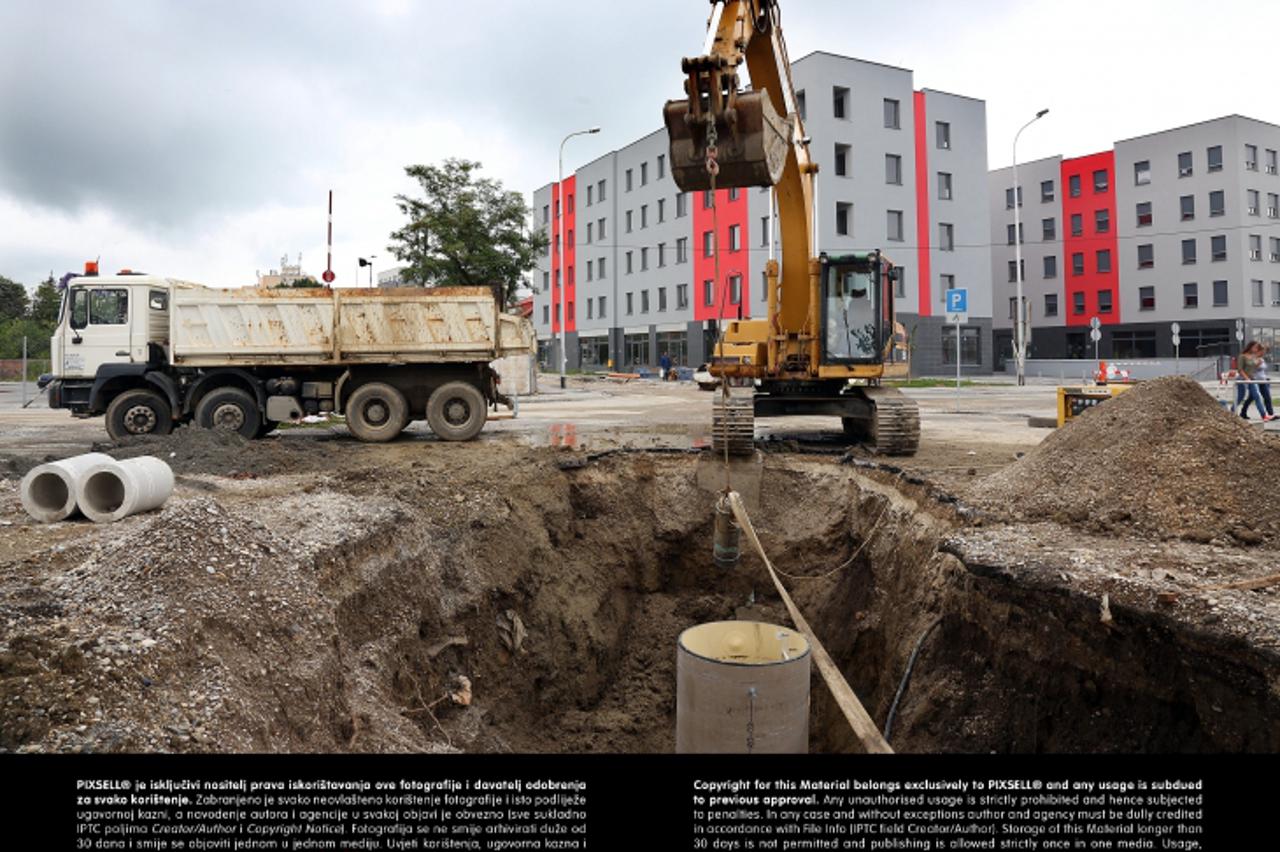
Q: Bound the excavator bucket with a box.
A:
[663,89,792,192]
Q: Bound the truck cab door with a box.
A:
[62,286,134,378]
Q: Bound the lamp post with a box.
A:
[358,255,376,287]
[557,126,601,389]
[1012,108,1048,386]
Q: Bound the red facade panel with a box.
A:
[912,90,932,317]
[550,176,577,334]
[692,188,751,322]
[1060,152,1119,326]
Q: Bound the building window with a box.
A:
[1250,234,1263,261]
[1070,213,1083,237]
[1246,144,1258,171]
[1139,286,1155,311]
[941,326,981,366]
[1134,160,1151,185]
[1183,282,1198,309]
[587,185,594,206]
[1093,169,1108,192]
[1095,208,1110,233]
[834,144,850,177]
[836,202,852,236]
[702,230,714,257]
[598,179,606,201]
[657,242,666,267]
[658,286,668,311]
[640,247,649,271]
[939,274,956,297]
[729,224,741,251]
[1180,195,1195,221]
[1272,237,1280,262]
[1273,281,1280,306]
[542,271,549,292]
[640,162,648,186]
[939,222,954,251]
[703,190,714,209]
[1247,189,1260,216]
[885,154,902,185]
[1182,239,1197,264]
[1252,279,1265,307]
[796,90,806,121]
[598,257,605,279]
[626,251,633,274]
[1112,330,1157,358]
[1041,180,1055,202]
[887,210,904,242]
[1267,149,1279,174]
[625,292,633,315]
[657,154,665,180]
[641,289,649,312]
[1007,260,1024,283]
[1005,186,1022,209]
[1098,248,1113,273]
[1098,289,1113,313]
[1041,217,1055,240]
[760,216,770,246]
[1072,252,1084,276]
[1136,245,1152,270]
[586,298,593,319]
[625,210,633,233]
[936,121,951,149]
[883,98,900,129]
[657,198,666,223]
[833,86,849,119]
[1207,145,1223,172]
[640,205,648,228]
[586,222,593,244]
[677,284,688,309]
[937,171,952,200]
[729,187,739,201]
[1006,223,1023,245]
[1211,235,1227,261]
[543,305,549,324]
[1043,255,1058,278]
[1178,151,1193,177]
[676,237,688,264]
[542,204,550,224]
[625,169,633,191]
[1269,193,1279,218]
[1069,174,1081,197]
[729,275,742,304]
[1213,280,1229,306]
[1209,190,1225,217]
[1136,201,1153,227]
[598,218,607,239]
[676,193,688,218]
[586,261,593,282]
[703,279,714,306]
[1073,291,1085,314]
[1044,293,1058,316]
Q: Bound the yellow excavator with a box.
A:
[664,0,919,455]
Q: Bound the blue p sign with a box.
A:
[946,288,968,313]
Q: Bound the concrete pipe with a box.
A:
[19,452,116,523]
[76,456,175,524]
[676,621,812,754]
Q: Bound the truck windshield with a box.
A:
[823,265,879,361]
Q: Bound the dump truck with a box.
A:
[40,266,535,442]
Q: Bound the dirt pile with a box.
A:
[979,377,1280,546]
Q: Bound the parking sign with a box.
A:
[945,288,968,325]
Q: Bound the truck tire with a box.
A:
[345,382,408,442]
[195,387,261,439]
[426,381,487,442]
[106,389,174,441]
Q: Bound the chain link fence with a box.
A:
[0,359,51,382]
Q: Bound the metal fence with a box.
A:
[0,359,51,382]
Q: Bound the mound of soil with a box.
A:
[979,377,1280,547]
[92,426,347,477]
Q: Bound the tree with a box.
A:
[388,159,545,305]
[280,277,322,289]
[0,275,29,323]
[30,276,61,326]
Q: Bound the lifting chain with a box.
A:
[745,686,757,754]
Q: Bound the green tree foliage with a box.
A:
[387,159,545,305]
[30,276,61,325]
[0,275,30,323]
[279,277,322,289]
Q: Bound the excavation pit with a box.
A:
[1,444,1277,754]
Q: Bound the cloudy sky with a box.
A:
[0,0,1272,292]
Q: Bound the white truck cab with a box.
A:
[54,273,170,381]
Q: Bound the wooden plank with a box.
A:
[1201,572,1280,592]
[727,491,894,755]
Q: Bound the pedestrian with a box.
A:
[659,351,672,381]
[1256,342,1276,421]
[1236,341,1270,421]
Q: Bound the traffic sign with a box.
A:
[1089,316,1101,330]
[1236,330,1245,342]
[1171,322,1180,335]
[1090,328,1102,343]
[1236,319,1245,330]
[1172,334,1181,347]
[322,269,335,283]
[944,288,968,325]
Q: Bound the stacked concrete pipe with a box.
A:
[19,452,115,522]
[19,454,174,524]
[76,457,174,523]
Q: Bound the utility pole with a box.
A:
[1012,108,1049,386]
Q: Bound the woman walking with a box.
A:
[1237,341,1272,421]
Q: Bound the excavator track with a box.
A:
[711,393,755,456]
[856,387,920,456]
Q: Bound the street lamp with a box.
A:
[1012,108,1048,386]
[557,126,601,390]
[358,255,377,288]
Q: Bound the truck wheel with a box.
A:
[346,382,408,442]
[106,389,174,441]
[195,387,261,439]
[426,381,487,442]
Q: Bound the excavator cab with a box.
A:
[820,252,896,365]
